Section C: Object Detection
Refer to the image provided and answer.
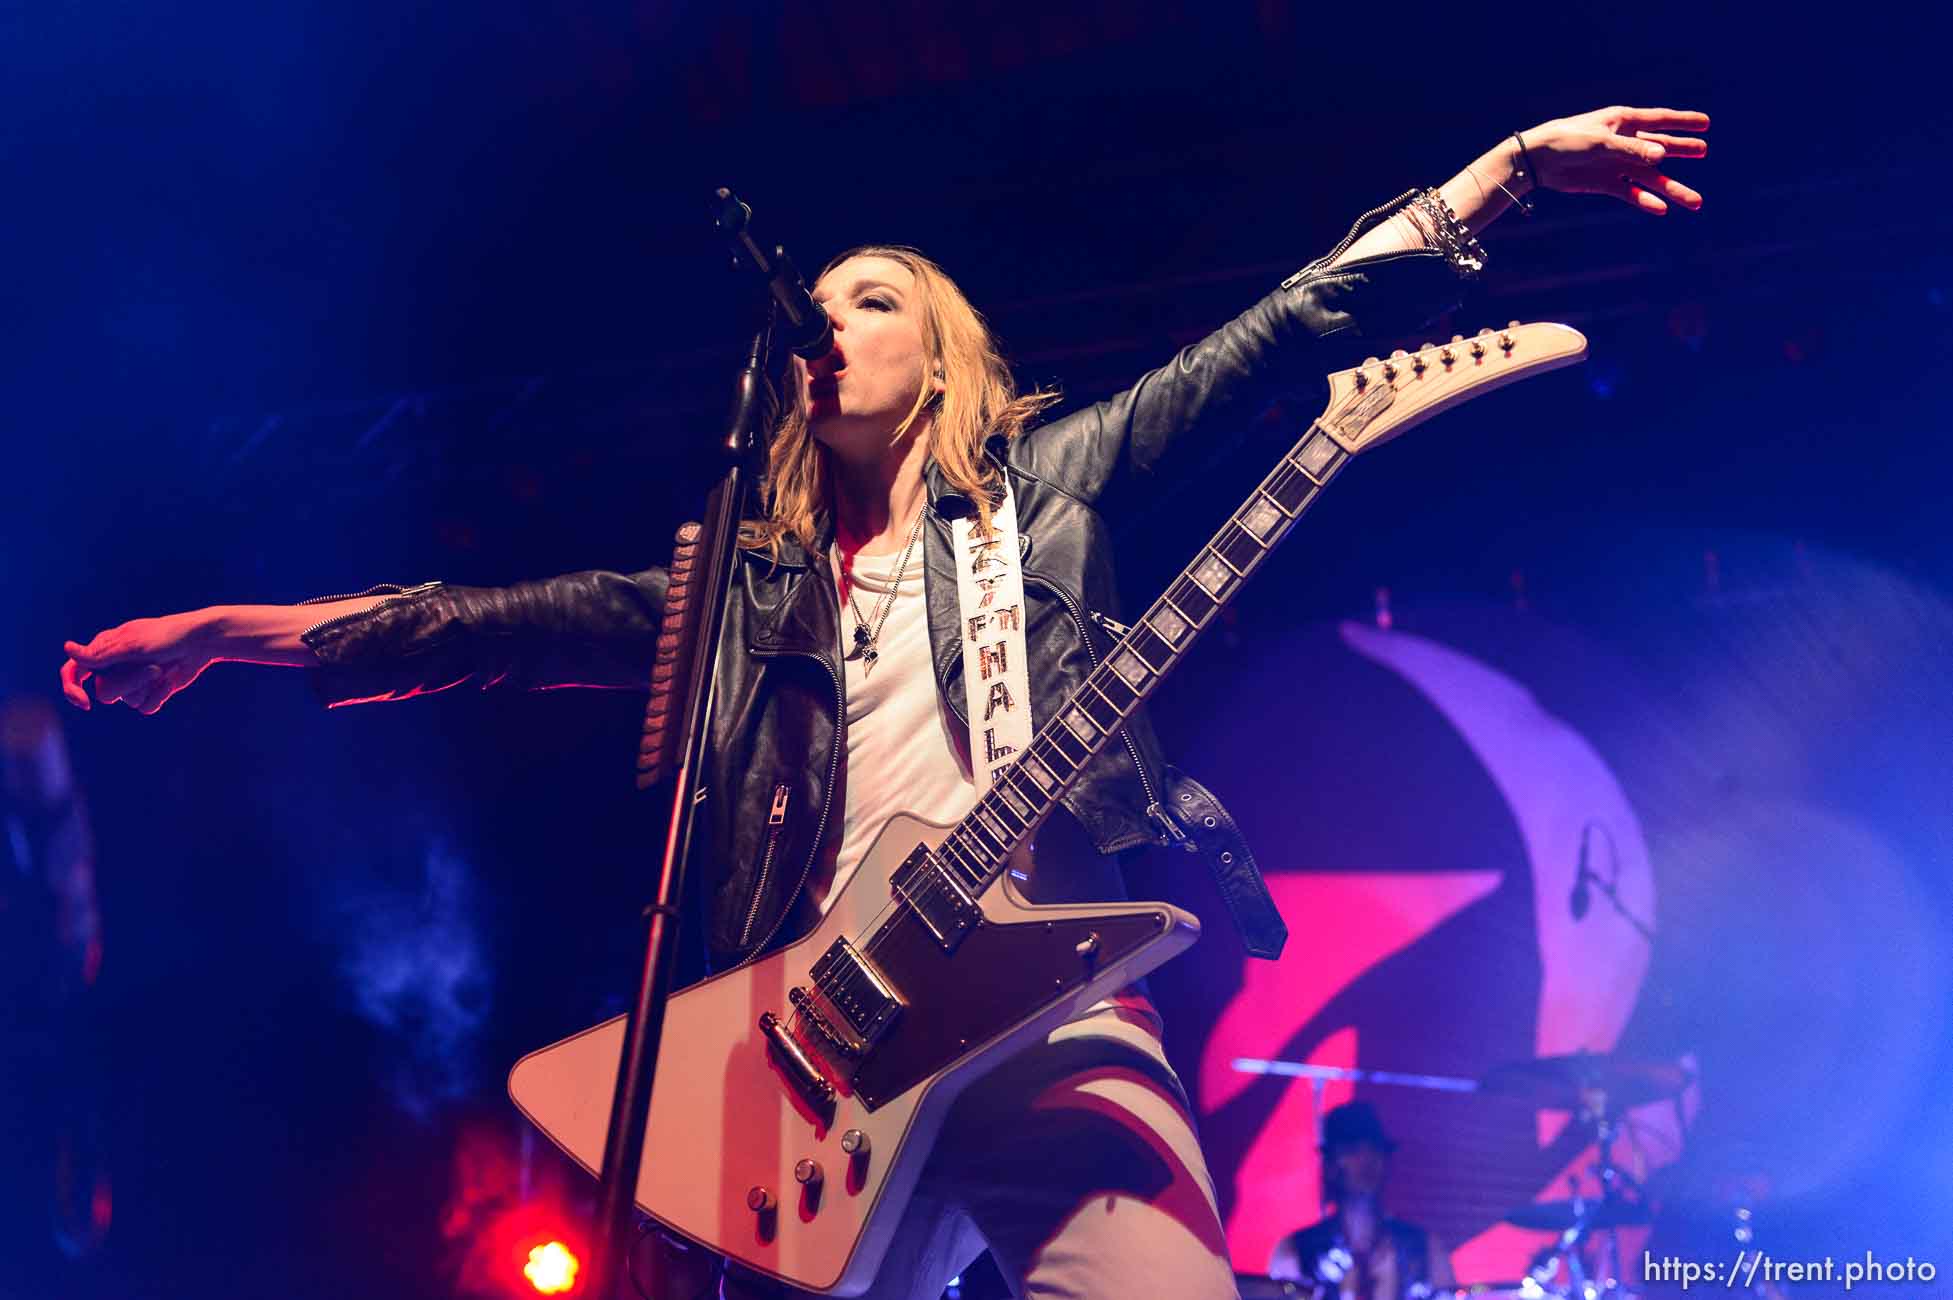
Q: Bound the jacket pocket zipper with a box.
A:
[737,783,792,951]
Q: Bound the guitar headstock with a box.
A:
[1319,322,1588,454]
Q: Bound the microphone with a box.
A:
[713,188,835,361]
[1569,823,1592,921]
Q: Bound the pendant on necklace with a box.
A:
[852,622,878,668]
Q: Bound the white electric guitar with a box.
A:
[509,322,1588,1294]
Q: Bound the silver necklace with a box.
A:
[844,505,926,671]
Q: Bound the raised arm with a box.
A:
[1334,105,1710,264]
[1012,105,1708,520]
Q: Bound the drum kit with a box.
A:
[1231,1048,1771,1300]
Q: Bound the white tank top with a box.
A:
[808,541,979,914]
[806,533,1160,1034]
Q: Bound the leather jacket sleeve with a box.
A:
[1009,199,1474,521]
[300,568,669,705]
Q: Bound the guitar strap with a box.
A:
[951,475,1287,960]
[950,478,1033,794]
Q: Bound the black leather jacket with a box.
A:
[299,197,1473,972]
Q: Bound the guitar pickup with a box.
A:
[889,848,982,952]
[805,938,905,1053]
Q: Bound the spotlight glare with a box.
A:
[524,1240,580,1294]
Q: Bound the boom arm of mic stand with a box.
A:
[1588,869,1657,945]
[585,308,778,1300]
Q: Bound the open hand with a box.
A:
[60,612,218,714]
[1521,106,1710,215]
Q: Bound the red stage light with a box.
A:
[523,1240,580,1294]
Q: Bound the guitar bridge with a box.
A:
[802,938,904,1054]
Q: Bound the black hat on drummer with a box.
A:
[1320,1101,1396,1204]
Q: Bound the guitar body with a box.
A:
[508,811,1200,1295]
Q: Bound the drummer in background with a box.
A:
[1269,1102,1457,1300]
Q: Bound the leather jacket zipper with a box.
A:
[736,783,793,950]
[1282,187,1423,289]
[737,647,846,965]
[295,581,442,640]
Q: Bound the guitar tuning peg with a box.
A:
[1419,342,1434,352]
[1477,327,1495,337]
[1507,320,1522,330]
[1390,348,1408,358]
[1363,357,1381,367]
[1450,334,1464,344]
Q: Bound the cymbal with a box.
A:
[1503,1197,1653,1231]
[1479,1051,1692,1111]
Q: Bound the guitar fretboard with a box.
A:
[926,412,1367,896]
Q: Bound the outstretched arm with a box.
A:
[61,596,391,714]
[1333,105,1710,266]
[1013,104,1709,521]
[62,569,670,714]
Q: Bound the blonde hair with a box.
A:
[743,245,1058,556]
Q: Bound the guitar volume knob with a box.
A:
[748,1186,776,1213]
[840,1129,870,1156]
[794,1159,824,1187]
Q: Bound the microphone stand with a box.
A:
[1573,821,1657,946]
[585,192,795,1300]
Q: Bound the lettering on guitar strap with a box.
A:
[983,729,1016,764]
[966,603,1022,643]
[953,490,1032,794]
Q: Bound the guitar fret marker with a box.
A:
[1064,707,1099,744]
[1295,429,1343,480]
[1240,497,1284,539]
[1109,651,1152,691]
[1149,606,1189,645]
[1191,553,1236,598]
